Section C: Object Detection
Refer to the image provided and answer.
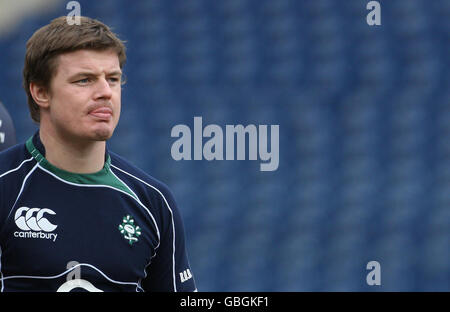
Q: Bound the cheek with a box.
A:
[49,90,86,125]
[113,91,121,122]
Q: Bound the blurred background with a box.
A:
[0,0,448,291]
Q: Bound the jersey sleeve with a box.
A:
[141,187,196,292]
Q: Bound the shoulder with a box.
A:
[109,152,177,207]
[0,143,35,224]
[0,143,34,179]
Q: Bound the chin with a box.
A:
[91,127,114,141]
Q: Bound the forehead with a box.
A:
[54,49,121,76]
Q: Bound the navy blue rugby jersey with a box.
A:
[0,132,196,292]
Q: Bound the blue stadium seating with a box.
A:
[0,0,448,291]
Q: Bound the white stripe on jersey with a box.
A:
[108,168,161,247]
[110,164,178,292]
[35,164,161,244]
[5,163,39,221]
[0,157,34,179]
[2,262,143,292]
[0,156,35,292]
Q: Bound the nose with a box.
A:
[93,76,113,100]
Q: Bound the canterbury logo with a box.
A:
[179,269,193,283]
[14,207,58,232]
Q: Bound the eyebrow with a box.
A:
[68,70,122,80]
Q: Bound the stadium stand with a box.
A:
[0,0,448,291]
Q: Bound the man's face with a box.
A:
[45,49,122,142]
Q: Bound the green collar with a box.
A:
[26,136,137,200]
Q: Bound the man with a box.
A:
[0,101,17,151]
[0,16,196,292]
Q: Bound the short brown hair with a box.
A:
[23,16,126,123]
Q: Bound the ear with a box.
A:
[29,82,50,108]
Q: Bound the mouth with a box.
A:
[88,106,113,121]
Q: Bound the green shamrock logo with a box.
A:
[118,215,141,245]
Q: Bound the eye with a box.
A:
[75,78,91,84]
[108,77,120,84]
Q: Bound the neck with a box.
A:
[39,126,107,174]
